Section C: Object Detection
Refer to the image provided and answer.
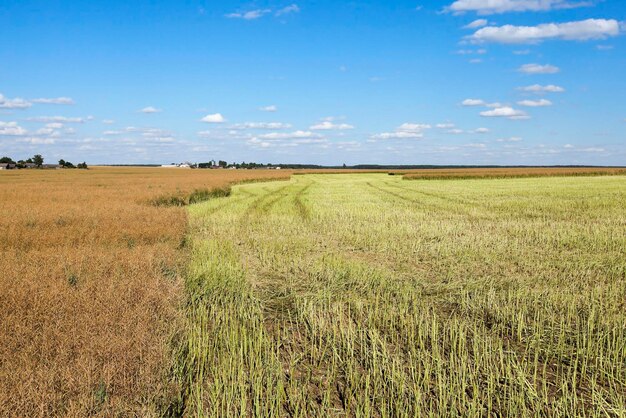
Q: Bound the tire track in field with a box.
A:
[293,182,313,221]
[367,181,491,219]
[245,184,290,217]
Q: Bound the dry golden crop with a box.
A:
[402,166,626,180]
[0,166,290,417]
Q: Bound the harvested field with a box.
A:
[177,173,626,416]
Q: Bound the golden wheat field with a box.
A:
[1,167,625,417]
[0,167,290,416]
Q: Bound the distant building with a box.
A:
[0,163,16,170]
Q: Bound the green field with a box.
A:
[172,173,626,417]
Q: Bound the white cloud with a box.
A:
[276,4,300,16]
[31,97,75,105]
[309,121,355,130]
[464,19,489,29]
[465,142,487,148]
[231,122,292,130]
[473,127,490,133]
[226,9,271,20]
[0,121,27,136]
[469,58,483,64]
[518,84,565,93]
[398,123,432,132]
[19,137,56,145]
[469,19,620,44]
[480,106,529,119]
[102,119,115,124]
[258,130,320,140]
[579,147,605,152]
[517,98,552,106]
[372,131,425,140]
[518,63,560,74]
[0,93,31,109]
[259,105,277,112]
[140,106,162,113]
[201,113,226,123]
[371,123,431,140]
[596,45,614,50]
[27,116,86,123]
[436,123,456,129]
[447,0,593,15]
[103,130,123,135]
[462,98,486,106]
[447,128,465,134]
[497,136,523,142]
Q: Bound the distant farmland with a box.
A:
[1,167,624,416]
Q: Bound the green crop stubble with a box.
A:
[172,174,626,417]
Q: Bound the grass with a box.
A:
[175,173,626,417]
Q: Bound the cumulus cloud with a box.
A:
[372,131,426,140]
[31,97,75,105]
[231,122,292,129]
[480,106,529,119]
[518,84,565,93]
[226,9,272,19]
[27,116,86,123]
[473,127,490,133]
[469,19,620,44]
[19,137,56,145]
[371,123,431,140]
[309,121,355,130]
[436,123,456,129]
[497,136,523,142]
[276,4,300,16]
[201,113,226,123]
[140,106,162,113]
[464,19,489,29]
[257,130,320,140]
[0,121,27,136]
[462,98,486,106]
[446,0,593,15]
[398,123,432,132]
[465,143,487,148]
[102,119,115,124]
[517,98,552,106]
[518,63,560,74]
[0,93,31,109]
[259,105,277,112]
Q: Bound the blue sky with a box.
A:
[1,0,625,165]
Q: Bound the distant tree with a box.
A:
[343,163,347,168]
[77,162,88,169]
[0,156,15,164]
[58,159,66,167]
[26,158,33,163]
[218,160,227,168]
[64,161,75,168]
[32,154,44,167]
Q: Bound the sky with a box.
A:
[1,0,625,165]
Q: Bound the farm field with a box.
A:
[0,167,291,416]
[178,173,626,417]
